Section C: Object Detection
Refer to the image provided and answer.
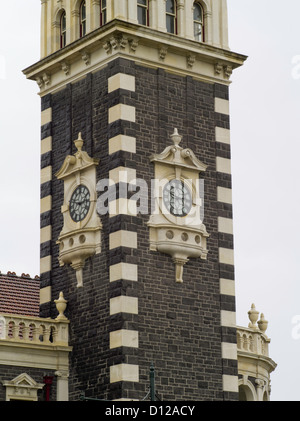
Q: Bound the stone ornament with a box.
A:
[3,373,44,401]
[257,313,268,333]
[248,303,269,333]
[248,303,259,329]
[56,133,102,287]
[148,129,209,283]
[55,291,68,321]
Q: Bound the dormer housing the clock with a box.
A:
[40,0,229,58]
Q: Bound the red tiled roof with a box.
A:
[0,271,40,317]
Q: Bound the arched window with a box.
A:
[166,0,177,34]
[80,1,86,38]
[239,385,255,401]
[60,11,67,48]
[193,2,204,42]
[100,0,107,26]
[137,0,149,26]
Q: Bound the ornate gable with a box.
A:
[2,373,44,401]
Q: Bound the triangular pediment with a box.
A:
[5,373,40,388]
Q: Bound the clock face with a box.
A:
[163,179,192,217]
[69,185,91,222]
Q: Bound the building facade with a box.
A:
[237,304,277,401]
[0,0,276,401]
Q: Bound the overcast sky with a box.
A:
[0,0,299,401]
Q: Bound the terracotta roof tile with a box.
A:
[0,272,40,317]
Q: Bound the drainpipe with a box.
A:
[150,363,156,401]
[43,376,53,401]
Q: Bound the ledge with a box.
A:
[238,350,277,376]
[0,339,72,371]
[23,19,247,96]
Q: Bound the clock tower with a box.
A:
[23,0,246,401]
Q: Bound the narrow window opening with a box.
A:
[100,0,107,26]
[60,11,67,48]
[137,0,149,26]
[193,2,204,42]
[166,0,177,34]
[80,1,86,38]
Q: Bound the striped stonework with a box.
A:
[21,0,249,401]
[40,96,53,316]
[107,72,139,394]
[214,87,238,398]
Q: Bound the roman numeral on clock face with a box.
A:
[163,179,192,217]
[69,185,91,222]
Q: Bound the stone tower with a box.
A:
[23,0,247,401]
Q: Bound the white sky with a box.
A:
[0,0,299,401]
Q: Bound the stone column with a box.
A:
[55,370,69,401]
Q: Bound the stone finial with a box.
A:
[258,313,268,333]
[54,291,68,320]
[170,128,182,147]
[74,132,84,152]
[248,303,259,329]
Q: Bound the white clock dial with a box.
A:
[69,185,91,222]
[163,179,192,217]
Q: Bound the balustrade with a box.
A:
[0,315,69,346]
[0,292,69,347]
[237,304,270,357]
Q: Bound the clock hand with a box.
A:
[70,198,89,205]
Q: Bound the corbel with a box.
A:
[81,50,90,66]
[159,46,168,61]
[187,53,196,68]
[61,61,70,76]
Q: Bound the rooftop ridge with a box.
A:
[0,271,40,281]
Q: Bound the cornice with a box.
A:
[23,19,247,96]
[238,351,277,374]
[0,340,72,370]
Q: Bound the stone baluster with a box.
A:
[23,323,30,341]
[29,324,37,342]
[11,322,18,340]
[44,326,52,343]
